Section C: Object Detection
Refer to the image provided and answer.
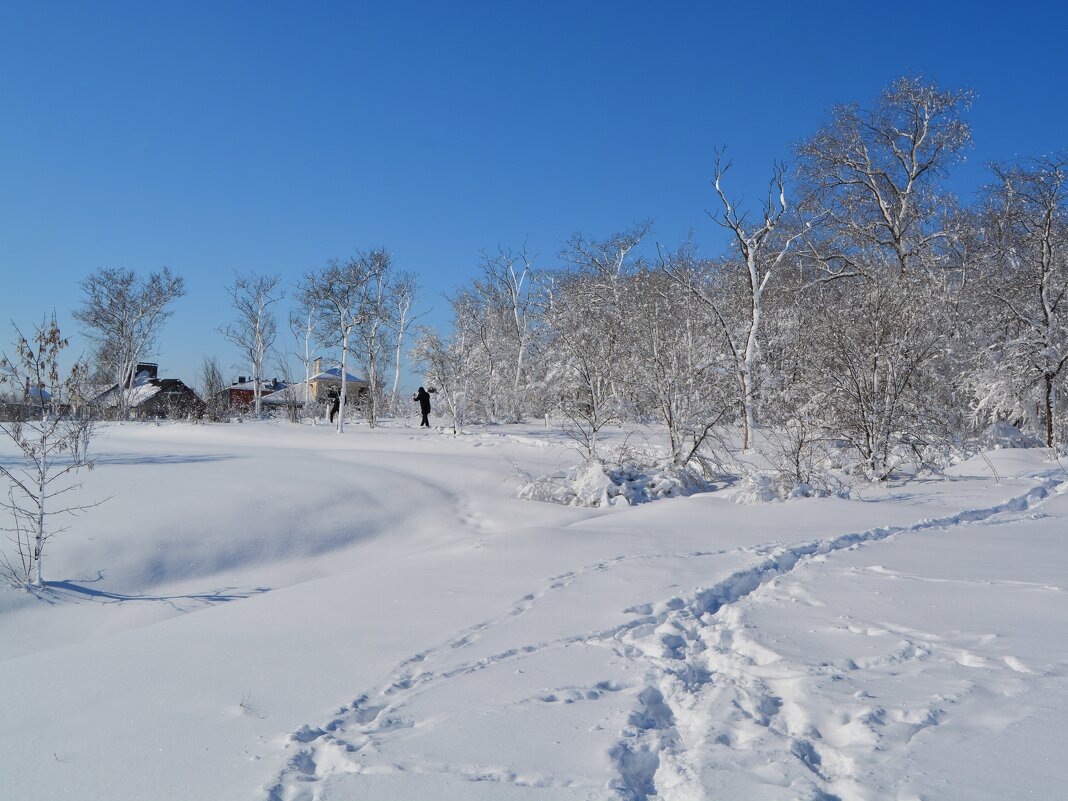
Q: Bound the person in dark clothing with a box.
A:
[328,389,340,424]
[413,386,432,427]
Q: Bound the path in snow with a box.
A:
[605,478,1066,801]
[264,469,1066,801]
[264,544,784,800]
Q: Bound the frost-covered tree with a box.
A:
[972,156,1068,447]
[411,313,475,434]
[797,76,973,278]
[619,249,726,463]
[288,307,318,410]
[298,257,380,433]
[387,272,421,417]
[198,355,227,421]
[396,77,1068,475]
[783,77,974,475]
[439,247,542,424]
[801,273,949,480]
[350,249,395,429]
[220,272,283,417]
[471,247,539,422]
[629,249,731,466]
[542,275,618,456]
[0,317,97,588]
[73,267,186,417]
[445,284,501,422]
[547,223,650,458]
[667,158,809,450]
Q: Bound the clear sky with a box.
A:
[2,0,1066,390]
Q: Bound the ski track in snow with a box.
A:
[261,544,762,801]
[263,477,1063,801]
[605,477,1064,801]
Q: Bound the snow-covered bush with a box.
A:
[979,421,1042,450]
[518,457,714,508]
[725,472,851,504]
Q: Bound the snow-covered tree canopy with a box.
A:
[412,77,1068,474]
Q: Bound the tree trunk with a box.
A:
[1045,372,1055,448]
[339,337,349,434]
[390,325,405,415]
[34,469,45,587]
[303,316,313,409]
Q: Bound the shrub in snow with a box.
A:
[725,472,851,504]
[980,421,1042,450]
[819,433,966,483]
[0,317,99,588]
[518,458,714,507]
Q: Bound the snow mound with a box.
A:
[518,459,713,507]
[980,421,1042,449]
[726,472,850,504]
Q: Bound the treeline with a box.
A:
[413,77,1067,481]
[32,252,420,427]
[6,77,1064,484]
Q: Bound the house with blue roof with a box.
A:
[264,357,368,407]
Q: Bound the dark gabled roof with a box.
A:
[92,377,202,408]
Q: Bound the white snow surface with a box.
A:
[1,421,1066,800]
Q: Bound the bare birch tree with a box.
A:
[220,272,284,417]
[644,243,732,466]
[785,77,975,473]
[198,355,227,421]
[387,272,421,417]
[544,223,650,458]
[412,319,474,434]
[476,246,538,421]
[351,250,394,428]
[0,317,98,588]
[797,76,973,278]
[975,156,1068,447]
[802,273,947,480]
[298,257,378,433]
[72,267,186,417]
[666,158,808,449]
[288,307,318,410]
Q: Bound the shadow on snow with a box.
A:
[31,572,270,610]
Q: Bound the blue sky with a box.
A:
[2,0,1066,390]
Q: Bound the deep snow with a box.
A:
[0,421,1065,800]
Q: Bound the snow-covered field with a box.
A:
[1,421,1066,800]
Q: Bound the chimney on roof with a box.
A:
[126,362,159,387]
[314,357,322,375]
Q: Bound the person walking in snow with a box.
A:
[328,389,340,424]
[413,386,432,428]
